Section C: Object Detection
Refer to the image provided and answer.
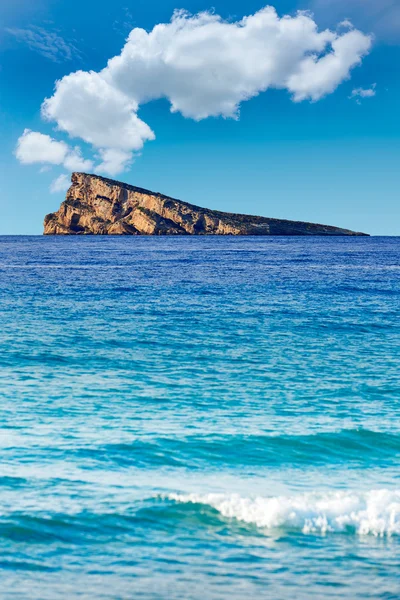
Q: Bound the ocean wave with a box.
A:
[2,489,400,543]
[167,489,400,537]
[76,429,400,469]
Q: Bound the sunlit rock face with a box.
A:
[44,173,368,236]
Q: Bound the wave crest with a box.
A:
[167,489,400,537]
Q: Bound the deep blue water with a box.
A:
[0,236,399,599]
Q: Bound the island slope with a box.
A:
[44,173,368,236]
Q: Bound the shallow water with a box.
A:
[0,236,399,599]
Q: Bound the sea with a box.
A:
[0,235,399,599]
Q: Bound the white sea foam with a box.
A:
[168,490,400,537]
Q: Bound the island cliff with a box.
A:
[44,173,368,236]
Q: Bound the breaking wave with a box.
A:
[167,489,400,537]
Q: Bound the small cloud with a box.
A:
[6,25,80,63]
[50,174,70,193]
[96,148,133,176]
[338,19,354,30]
[15,129,93,171]
[349,83,377,103]
[15,129,69,165]
[63,146,94,171]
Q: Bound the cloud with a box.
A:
[18,6,372,176]
[15,130,69,165]
[96,149,133,176]
[338,19,354,30]
[287,29,371,101]
[6,25,80,63]
[349,83,377,103]
[63,146,95,171]
[50,174,70,193]
[15,129,93,171]
[41,70,155,151]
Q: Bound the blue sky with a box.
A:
[0,0,399,235]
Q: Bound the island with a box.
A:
[44,172,368,236]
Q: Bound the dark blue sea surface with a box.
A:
[0,236,399,599]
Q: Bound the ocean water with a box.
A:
[0,235,399,599]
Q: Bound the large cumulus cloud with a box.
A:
[16,6,372,179]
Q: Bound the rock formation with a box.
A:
[44,173,368,236]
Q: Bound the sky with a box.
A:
[0,0,399,235]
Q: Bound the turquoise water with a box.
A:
[0,236,399,599]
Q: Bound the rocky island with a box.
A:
[44,173,368,236]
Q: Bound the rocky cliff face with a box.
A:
[44,173,368,236]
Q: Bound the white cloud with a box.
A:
[287,29,371,101]
[15,129,94,175]
[349,83,377,103]
[42,71,155,151]
[18,6,372,176]
[50,174,70,193]
[338,19,354,30]
[6,26,79,63]
[15,130,69,165]
[102,8,370,117]
[96,148,133,176]
[63,146,94,171]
